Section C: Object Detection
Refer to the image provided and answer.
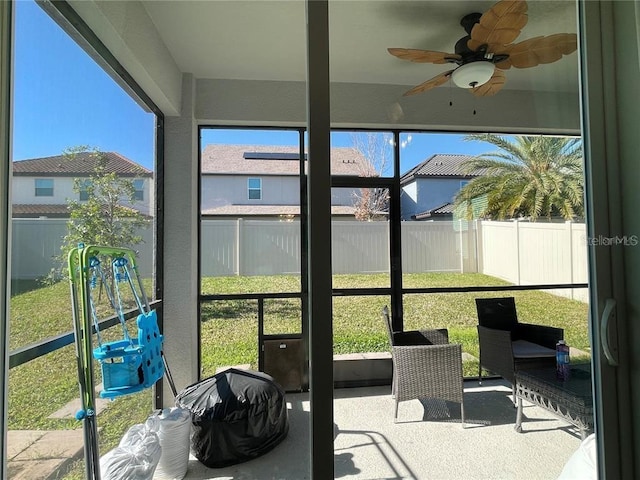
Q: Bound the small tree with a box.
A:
[350,132,392,220]
[48,147,149,281]
[353,186,390,221]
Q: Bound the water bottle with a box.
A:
[556,340,570,380]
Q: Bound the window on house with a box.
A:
[79,179,91,201]
[133,179,144,201]
[35,178,53,196]
[248,177,262,200]
[460,180,469,189]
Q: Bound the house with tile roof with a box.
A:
[12,151,154,217]
[201,144,379,219]
[400,154,485,221]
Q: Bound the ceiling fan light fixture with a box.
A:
[451,61,495,88]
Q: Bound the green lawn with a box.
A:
[200,273,590,378]
[8,272,590,478]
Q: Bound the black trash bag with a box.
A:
[176,368,289,468]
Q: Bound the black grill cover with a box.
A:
[175,368,289,468]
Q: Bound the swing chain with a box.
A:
[112,257,133,345]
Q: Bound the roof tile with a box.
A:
[12,204,70,217]
[12,152,152,176]
[400,153,485,181]
[201,144,374,176]
[414,202,455,219]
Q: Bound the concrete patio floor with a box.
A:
[183,379,584,480]
[6,378,585,479]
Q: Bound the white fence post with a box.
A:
[515,220,521,285]
[236,218,243,276]
[459,219,464,273]
[386,220,391,274]
[567,221,574,299]
[475,219,482,273]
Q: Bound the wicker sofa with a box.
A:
[381,306,465,425]
[475,297,564,401]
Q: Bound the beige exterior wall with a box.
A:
[201,174,360,212]
[11,175,153,216]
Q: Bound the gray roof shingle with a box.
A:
[400,154,484,183]
[413,202,455,220]
[201,144,374,176]
[12,204,71,217]
[12,203,151,218]
[12,152,152,176]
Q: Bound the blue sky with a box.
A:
[13,0,494,174]
[12,1,156,168]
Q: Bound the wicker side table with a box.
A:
[514,363,593,439]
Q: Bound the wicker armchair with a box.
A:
[382,306,465,425]
[476,297,563,399]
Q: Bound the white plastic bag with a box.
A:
[557,433,597,480]
[153,407,192,480]
[100,416,162,480]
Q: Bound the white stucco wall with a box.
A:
[400,177,464,219]
[162,73,199,402]
[417,177,465,211]
[195,78,581,134]
[12,176,76,205]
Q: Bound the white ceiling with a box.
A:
[61,0,581,132]
[140,0,579,94]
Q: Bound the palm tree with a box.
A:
[454,134,584,221]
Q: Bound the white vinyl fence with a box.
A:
[479,220,588,301]
[12,218,589,301]
[200,220,472,276]
[401,221,462,273]
[200,219,301,276]
[11,218,154,279]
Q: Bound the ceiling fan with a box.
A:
[387,0,577,97]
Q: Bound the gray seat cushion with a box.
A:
[512,340,556,358]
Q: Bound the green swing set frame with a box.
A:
[68,244,171,480]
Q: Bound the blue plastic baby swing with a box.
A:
[90,254,165,398]
[68,244,173,480]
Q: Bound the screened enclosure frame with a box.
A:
[197,125,589,389]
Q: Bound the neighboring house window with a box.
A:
[79,180,91,201]
[133,179,144,201]
[248,178,262,200]
[35,178,53,197]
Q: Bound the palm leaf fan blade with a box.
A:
[488,0,528,18]
[403,70,453,96]
[470,13,529,47]
[548,33,578,55]
[387,48,460,64]
[499,34,578,69]
[468,0,528,51]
